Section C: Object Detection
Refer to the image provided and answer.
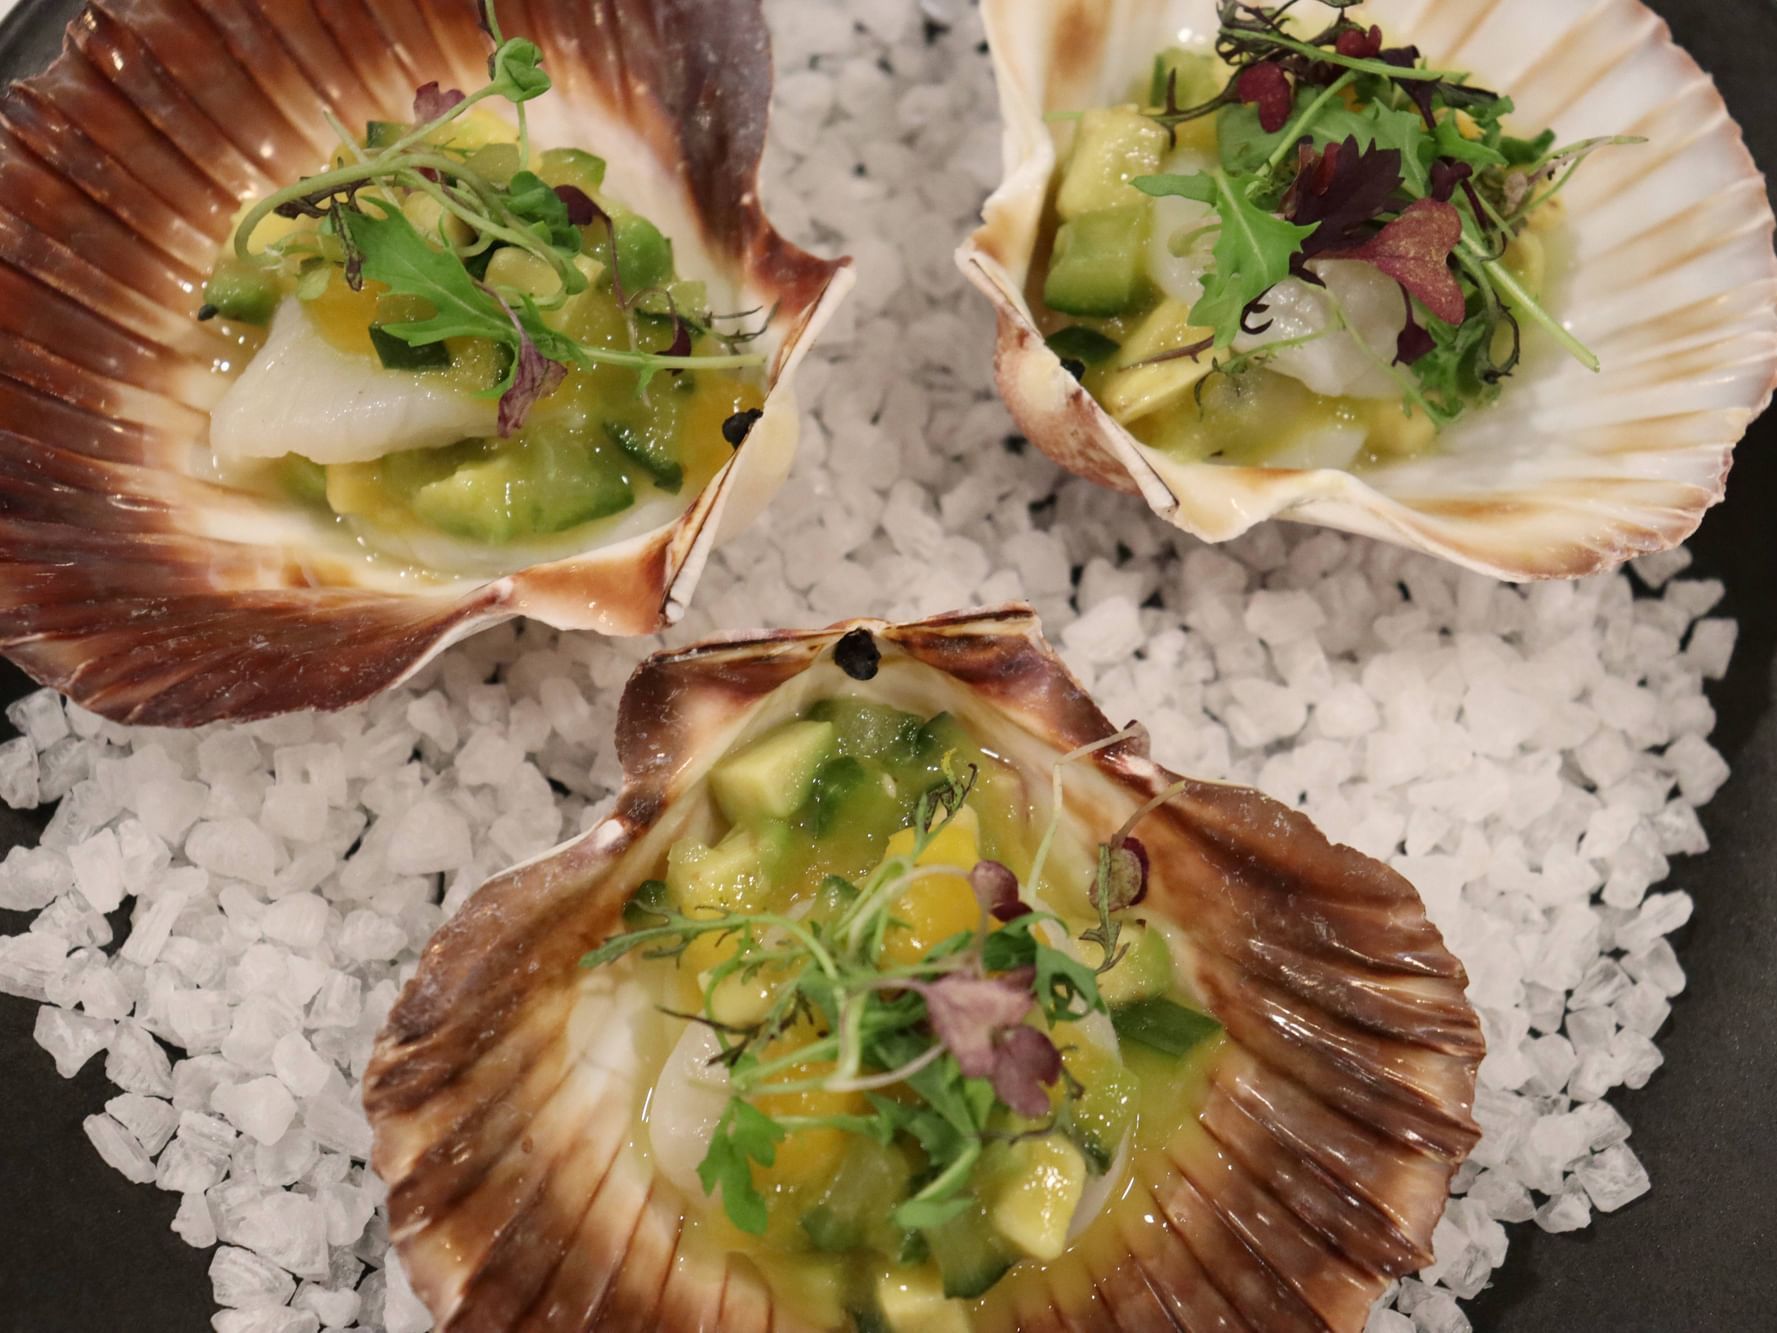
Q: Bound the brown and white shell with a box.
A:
[365,605,1483,1333]
[0,0,851,725]
[958,0,1777,581]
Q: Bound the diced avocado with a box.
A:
[1057,1046,1139,1174]
[612,213,675,293]
[604,419,684,494]
[276,454,329,509]
[621,877,671,929]
[801,1138,912,1252]
[1097,923,1175,1008]
[538,146,608,193]
[927,1211,1014,1300]
[875,1267,970,1333]
[1148,50,1223,111]
[807,700,926,764]
[1111,996,1222,1058]
[1098,298,1215,423]
[368,324,451,371]
[365,119,411,149]
[410,431,635,543]
[203,259,282,326]
[665,820,791,914]
[986,1134,1088,1262]
[1043,205,1152,318]
[466,142,521,188]
[1056,106,1168,220]
[710,720,838,823]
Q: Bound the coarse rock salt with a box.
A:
[0,5,1742,1331]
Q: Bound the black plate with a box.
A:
[1,1,1774,1328]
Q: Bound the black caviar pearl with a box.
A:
[722,407,765,447]
[834,628,881,681]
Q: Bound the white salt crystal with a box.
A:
[307,971,362,1029]
[222,996,301,1073]
[0,735,40,808]
[106,1093,179,1155]
[209,1245,296,1308]
[187,818,279,888]
[173,1190,219,1249]
[1623,938,1685,995]
[197,732,262,782]
[1683,617,1736,680]
[228,1189,331,1280]
[317,1181,376,1247]
[255,1128,319,1188]
[305,1092,374,1159]
[106,1022,174,1096]
[293,1282,360,1330]
[1534,1188,1592,1234]
[7,688,70,747]
[1367,1310,1414,1333]
[120,888,189,966]
[261,783,328,844]
[261,894,329,950]
[33,1005,113,1077]
[1243,589,1325,644]
[0,845,71,910]
[387,798,473,875]
[272,1032,333,1098]
[214,1076,298,1145]
[168,991,234,1053]
[1224,678,1308,747]
[136,776,210,842]
[338,909,407,963]
[83,1111,157,1183]
[156,1138,228,1194]
[1616,890,1693,954]
[1313,681,1380,739]
[1576,1143,1651,1212]
[384,1253,434,1333]
[456,728,524,786]
[1062,596,1144,667]
[69,828,126,913]
[1663,734,1730,805]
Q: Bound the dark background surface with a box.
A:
[0,0,1773,1329]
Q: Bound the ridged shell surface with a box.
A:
[959,0,1777,580]
[0,0,851,724]
[365,606,1483,1333]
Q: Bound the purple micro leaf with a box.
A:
[499,337,567,437]
[412,81,465,123]
[990,1025,1063,1118]
[1317,199,1467,326]
[1430,160,1473,204]
[969,860,1029,923]
[662,314,693,361]
[554,184,598,227]
[1286,137,1406,258]
[917,971,1034,1080]
[1394,287,1436,365]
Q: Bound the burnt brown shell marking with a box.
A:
[366,605,1483,1333]
[0,0,850,725]
[959,0,1777,581]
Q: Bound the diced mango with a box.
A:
[987,1135,1088,1261]
[752,1028,867,1193]
[878,805,987,967]
[1099,299,1215,424]
[876,1265,971,1333]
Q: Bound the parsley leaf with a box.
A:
[697,1096,786,1236]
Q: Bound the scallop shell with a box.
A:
[959,0,1777,580]
[0,0,851,725]
[365,605,1483,1333]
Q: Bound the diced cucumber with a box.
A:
[203,260,282,326]
[621,878,671,929]
[365,120,411,149]
[1044,326,1122,365]
[985,1135,1087,1262]
[368,325,451,371]
[1043,205,1152,318]
[410,431,634,543]
[876,1267,970,1333]
[538,146,608,193]
[276,454,329,509]
[1148,50,1223,110]
[807,700,926,764]
[1097,923,1174,1008]
[801,1138,912,1252]
[925,1209,1014,1299]
[665,821,791,913]
[1057,1053,1139,1175]
[1111,997,1221,1057]
[847,1307,892,1333]
[810,757,901,840]
[604,419,684,493]
[1056,106,1168,220]
[612,213,675,293]
[710,720,838,823]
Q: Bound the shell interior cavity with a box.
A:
[958,0,1777,580]
[366,606,1483,1333]
[0,0,852,725]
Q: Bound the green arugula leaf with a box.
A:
[490,38,551,102]
[506,169,585,258]
[337,203,518,357]
[1136,168,1315,349]
[697,1097,786,1236]
[1034,939,1103,1022]
[1309,103,1434,196]
[1432,116,1508,170]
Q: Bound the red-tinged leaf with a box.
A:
[413,81,465,122]
[1430,160,1473,203]
[969,860,1029,923]
[990,1025,1062,1118]
[1336,24,1383,59]
[1321,198,1467,326]
[554,184,598,226]
[1236,61,1294,134]
[917,971,1035,1079]
[1286,136,1405,257]
[1395,288,1436,365]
